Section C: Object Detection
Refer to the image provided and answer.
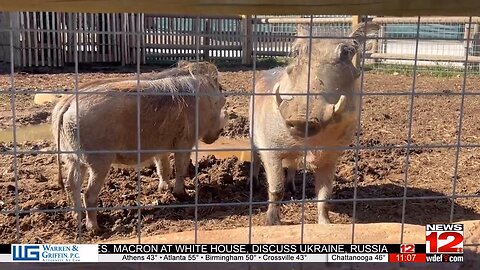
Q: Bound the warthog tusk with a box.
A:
[274,83,282,106]
[274,83,294,107]
[274,83,280,92]
[334,95,346,114]
[323,94,347,123]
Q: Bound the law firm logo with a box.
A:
[8,244,98,263]
[12,245,40,261]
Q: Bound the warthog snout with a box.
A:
[274,82,348,137]
[201,108,228,144]
[285,119,322,137]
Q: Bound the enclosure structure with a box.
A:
[1,13,480,70]
[0,2,479,266]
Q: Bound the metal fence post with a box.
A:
[241,14,252,65]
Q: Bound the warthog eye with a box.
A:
[352,39,360,48]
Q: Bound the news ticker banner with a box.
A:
[0,224,465,263]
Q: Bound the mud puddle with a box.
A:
[0,124,52,142]
[193,137,252,162]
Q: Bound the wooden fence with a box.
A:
[0,12,480,67]
[0,12,144,67]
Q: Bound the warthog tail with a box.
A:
[56,120,64,191]
[54,97,74,192]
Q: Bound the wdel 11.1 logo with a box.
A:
[12,244,81,262]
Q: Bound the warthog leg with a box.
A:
[83,155,114,232]
[172,152,190,200]
[247,149,261,188]
[311,150,341,224]
[283,158,297,193]
[259,150,285,225]
[155,154,172,192]
[285,167,297,193]
[64,160,86,224]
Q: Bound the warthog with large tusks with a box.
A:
[52,61,228,231]
[249,23,379,225]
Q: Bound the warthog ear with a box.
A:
[206,63,219,82]
[177,60,190,69]
[183,61,219,80]
[345,22,380,61]
[297,23,311,37]
[289,24,310,57]
[290,34,309,59]
[349,22,380,41]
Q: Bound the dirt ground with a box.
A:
[0,65,480,244]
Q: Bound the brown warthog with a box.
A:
[52,61,227,231]
[249,23,379,225]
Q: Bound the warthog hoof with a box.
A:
[173,189,190,202]
[157,181,171,192]
[86,221,101,233]
[86,224,105,235]
[85,215,103,233]
[246,176,260,189]
[317,214,331,224]
[318,204,331,224]
[286,182,296,194]
[266,207,281,225]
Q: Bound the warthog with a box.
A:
[52,61,227,231]
[249,23,379,225]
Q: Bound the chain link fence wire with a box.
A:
[0,12,479,249]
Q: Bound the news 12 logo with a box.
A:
[12,245,40,261]
[425,224,464,254]
[400,244,415,253]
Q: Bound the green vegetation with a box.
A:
[364,62,480,78]
[252,56,292,68]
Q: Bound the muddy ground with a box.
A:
[0,65,480,244]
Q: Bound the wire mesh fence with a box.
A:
[0,12,479,252]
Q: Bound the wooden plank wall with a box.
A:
[1,12,479,67]
[143,15,242,62]
[1,12,142,67]
[14,12,63,67]
[0,12,353,66]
